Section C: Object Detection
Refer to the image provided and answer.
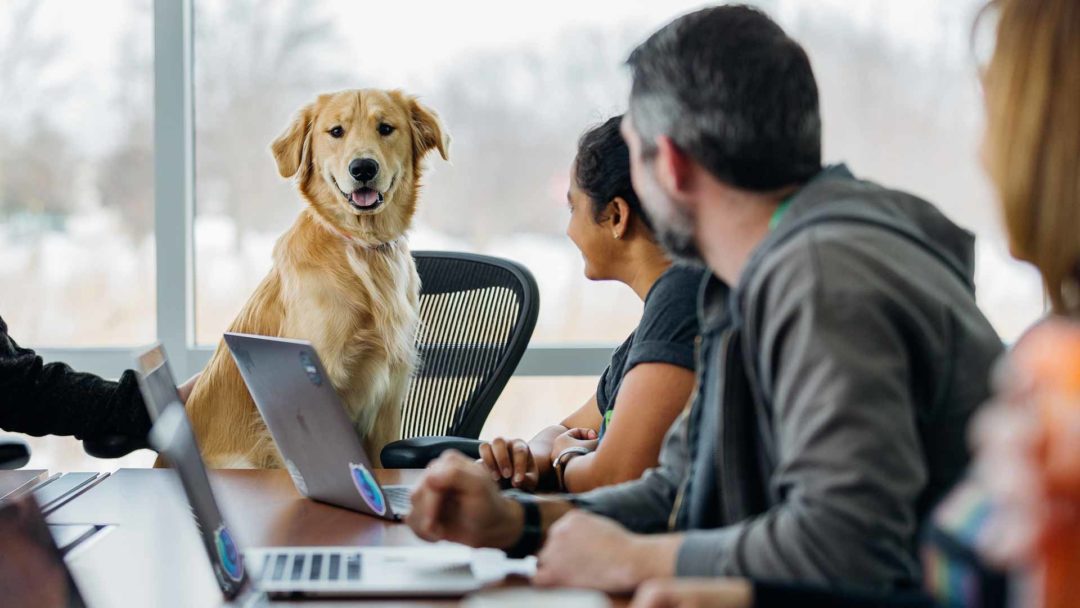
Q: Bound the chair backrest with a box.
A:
[400,251,539,440]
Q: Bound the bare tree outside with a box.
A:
[0,0,76,221]
[194,0,349,238]
[97,2,155,241]
[418,25,642,247]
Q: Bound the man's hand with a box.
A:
[479,437,540,491]
[406,450,524,548]
[630,578,753,608]
[177,372,202,404]
[533,510,679,592]
[550,428,599,461]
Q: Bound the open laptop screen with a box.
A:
[149,403,251,599]
[135,344,254,600]
[134,344,183,421]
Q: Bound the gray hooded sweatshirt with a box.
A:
[572,165,1004,590]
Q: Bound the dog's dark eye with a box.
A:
[377,123,395,136]
[329,126,345,138]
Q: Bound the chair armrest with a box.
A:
[0,437,31,470]
[380,436,484,469]
[82,434,148,459]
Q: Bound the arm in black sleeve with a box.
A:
[0,316,150,440]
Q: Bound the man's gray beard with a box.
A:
[655,223,704,267]
[648,200,705,267]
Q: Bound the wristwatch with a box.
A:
[552,446,591,491]
[505,498,542,559]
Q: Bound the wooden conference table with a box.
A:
[3,468,627,608]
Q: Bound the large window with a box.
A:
[2,0,1048,472]
[191,0,1042,348]
[0,0,155,347]
[799,0,1045,338]
[190,0,693,346]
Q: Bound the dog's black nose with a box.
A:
[349,158,379,183]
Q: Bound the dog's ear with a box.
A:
[409,99,451,162]
[271,101,317,180]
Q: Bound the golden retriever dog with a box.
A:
[179,89,449,468]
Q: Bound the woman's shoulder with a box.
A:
[644,265,709,315]
[633,264,706,348]
[657,264,710,289]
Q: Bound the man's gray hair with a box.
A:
[627,5,822,191]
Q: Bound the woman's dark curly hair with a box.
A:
[574,115,653,232]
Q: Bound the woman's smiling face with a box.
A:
[565,163,619,281]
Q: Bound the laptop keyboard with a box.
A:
[254,488,413,585]
[384,485,412,516]
[260,550,363,583]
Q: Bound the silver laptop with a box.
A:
[134,344,184,421]
[220,333,413,520]
[136,349,498,598]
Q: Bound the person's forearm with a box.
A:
[562,446,661,493]
[561,452,608,493]
[561,452,594,492]
[1,355,147,438]
[528,425,566,483]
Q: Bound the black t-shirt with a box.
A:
[595,265,704,439]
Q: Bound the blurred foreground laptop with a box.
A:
[0,495,87,608]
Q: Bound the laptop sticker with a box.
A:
[299,350,323,386]
[214,523,245,582]
[349,462,386,516]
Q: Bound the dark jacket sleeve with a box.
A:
[0,316,150,440]
[571,406,691,532]
[676,238,927,587]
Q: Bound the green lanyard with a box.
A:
[769,197,793,231]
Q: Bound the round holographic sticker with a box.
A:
[349,462,386,516]
[214,523,245,582]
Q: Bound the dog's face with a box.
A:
[271,89,450,245]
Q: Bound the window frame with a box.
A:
[34,0,612,380]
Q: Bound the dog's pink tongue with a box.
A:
[351,188,379,208]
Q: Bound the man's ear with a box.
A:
[654,135,692,198]
[409,98,451,162]
[271,101,317,180]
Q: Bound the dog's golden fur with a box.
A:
[180,89,449,468]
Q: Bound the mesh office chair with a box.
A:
[380,251,539,468]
